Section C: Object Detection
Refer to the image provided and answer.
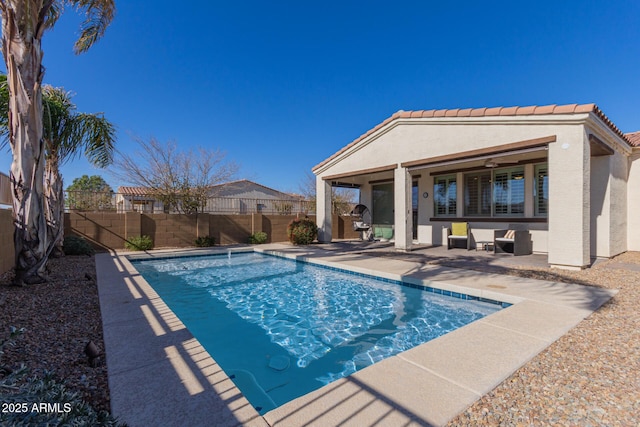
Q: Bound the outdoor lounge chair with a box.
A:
[494,229,532,256]
[447,222,471,250]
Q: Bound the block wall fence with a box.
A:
[0,211,359,274]
[65,212,359,249]
[0,209,14,275]
[65,212,359,251]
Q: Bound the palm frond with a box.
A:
[72,112,116,167]
[40,85,116,168]
[0,73,9,149]
[42,1,62,31]
[69,0,116,54]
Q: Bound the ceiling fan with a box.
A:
[484,157,519,168]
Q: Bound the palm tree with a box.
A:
[42,86,115,257]
[0,1,115,284]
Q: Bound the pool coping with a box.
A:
[96,244,617,426]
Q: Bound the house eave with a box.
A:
[313,114,592,176]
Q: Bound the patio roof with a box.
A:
[313,103,632,173]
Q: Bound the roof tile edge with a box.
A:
[312,103,631,172]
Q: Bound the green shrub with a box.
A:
[124,235,154,251]
[286,218,318,245]
[195,236,216,247]
[249,232,268,244]
[62,235,95,256]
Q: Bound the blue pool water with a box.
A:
[131,252,502,414]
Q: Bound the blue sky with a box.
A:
[2,1,640,193]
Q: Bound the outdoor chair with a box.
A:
[447,222,471,250]
[494,229,532,256]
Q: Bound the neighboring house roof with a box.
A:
[313,103,632,172]
[117,186,150,196]
[117,180,299,199]
[208,179,299,199]
[624,131,640,147]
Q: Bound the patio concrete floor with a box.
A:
[95,243,616,427]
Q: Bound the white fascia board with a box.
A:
[584,113,633,156]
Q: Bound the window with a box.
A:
[433,176,457,216]
[464,172,491,216]
[535,164,548,216]
[372,182,394,225]
[493,167,524,216]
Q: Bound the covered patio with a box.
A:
[318,239,552,272]
[314,104,640,270]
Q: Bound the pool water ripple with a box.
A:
[133,252,501,413]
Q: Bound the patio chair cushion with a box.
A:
[448,235,468,240]
[381,227,393,239]
[451,222,468,236]
[504,229,516,239]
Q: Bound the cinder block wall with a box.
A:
[64,212,359,250]
[209,214,253,245]
[333,215,360,240]
[66,212,127,250]
[0,209,14,274]
[142,214,199,247]
[0,211,360,274]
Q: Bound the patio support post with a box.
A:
[316,177,332,243]
[548,132,590,269]
[394,166,412,251]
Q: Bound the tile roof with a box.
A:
[313,103,632,172]
[117,186,152,196]
[624,131,640,147]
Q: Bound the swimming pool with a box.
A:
[131,251,503,414]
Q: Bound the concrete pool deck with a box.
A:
[95,244,616,426]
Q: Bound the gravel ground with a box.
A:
[0,255,109,413]
[446,251,640,427]
[0,251,638,426]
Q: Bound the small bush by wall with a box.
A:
[287,218,318,245]
[195,236,216,247]
[124,235,154,251]
[249,232,268,244]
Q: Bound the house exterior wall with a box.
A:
[315,112,633,268]
[608,149,629,257]
[628,150,640,251]
[316,117,584,253]
[590,155,610,258]
[315,117,583,178]
[539,127,592,268]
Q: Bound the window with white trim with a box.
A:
[534,164,548,216]
[493,167,525,216]
[433,175,456,216]
[464,172,492,216]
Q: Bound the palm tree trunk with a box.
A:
[1,2,51,284]
[44,155,65,257]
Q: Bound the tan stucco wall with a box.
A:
[315,116,588,178]
[607,150,629,257]
[628,150,640,251]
